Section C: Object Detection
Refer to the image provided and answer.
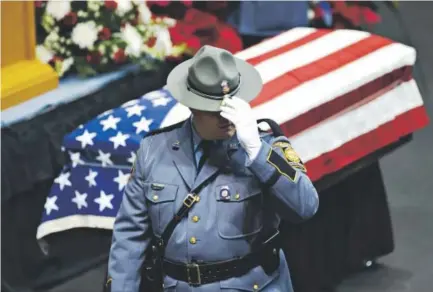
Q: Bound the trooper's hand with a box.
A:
[220,96,262,160]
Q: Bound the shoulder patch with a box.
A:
[273,141,291,149]
[144,119,186,138]
[272,141,307,173]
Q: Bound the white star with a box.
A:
[143,90,165,100]
[85,169,98,187]
[94,191,114,212]
[125,104,146,118]
[72,191,88,209]
[76,130,97,148]
[96,150,113,167]
[109,132,130,149]
[44,196,59,215]
[100,115,121,131]
[113,170,131,191]
[151,96,171,107]
[127,152,136,164]
[133,117,153,134]
[54,172,72,190]
[121,99,139,108]
[69,152,84,167]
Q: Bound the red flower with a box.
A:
[183,8,217,30]
[34,1,44,8]
[113,49,127,64]
[98,27,112,41]
[362,7,381,24]
[86,51,102,65]
[186,36,201,51]
[63,12,78,26]
[213,25,242,53]
[147,37,157,48]
[168,25,188,45]
[105,0,118,10]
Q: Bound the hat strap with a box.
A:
[186,75,242,101]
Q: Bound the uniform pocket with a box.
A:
[144,182,179,236]
[215,180,263,239]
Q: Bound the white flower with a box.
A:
[46,0,71,21]
[163,17,177,27]
[137,3,152,24]
[36,45,54,63]
[154,28,173,56]
[121,23,143,57]
[71,21,98,49]
[115,0,133,16]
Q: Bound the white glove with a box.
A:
[220,96,262,160]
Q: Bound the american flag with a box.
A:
[37,28,429,240]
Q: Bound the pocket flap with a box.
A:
[215,182,261,202]
[145,183,178,203]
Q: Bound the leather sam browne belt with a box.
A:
[163,232,281,286]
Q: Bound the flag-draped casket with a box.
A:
[37,28,429,239]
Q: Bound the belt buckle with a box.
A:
[186,262,201,286]
[183,193,196,208]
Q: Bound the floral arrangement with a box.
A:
[34,0,188,78]
[146,0,242,55]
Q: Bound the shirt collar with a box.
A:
[190,115,202,152]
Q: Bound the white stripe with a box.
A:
[254,29,371,84]
[252,42,416,126]
[234,27,317,60]
[159,102,191,128]
[36,214,115,239]
[289,80,423,162]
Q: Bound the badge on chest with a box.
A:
[219,185,231,201]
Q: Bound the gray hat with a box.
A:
[166,45,263,112]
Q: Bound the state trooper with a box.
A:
[106,45,319,292]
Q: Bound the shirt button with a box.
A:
[234,194,240,200]
[152,195,158,201]
[195,196,200,202]
[189,237,197,244]
[253,284,259,291]
[192,215,200,223]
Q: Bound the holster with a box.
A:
[140,243,164,292]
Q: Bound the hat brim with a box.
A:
[165,57,263,112]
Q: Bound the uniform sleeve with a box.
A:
[107,137,153,292]
[246,136,319,223]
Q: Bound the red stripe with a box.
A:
[246,30,330,66]
[280,66,413,137]
[250,35,394,108]
[302,106,429,182]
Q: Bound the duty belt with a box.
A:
[162,232,281,286]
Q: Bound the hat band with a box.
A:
[186,75,242,101]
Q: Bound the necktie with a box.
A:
[197,140,212,173]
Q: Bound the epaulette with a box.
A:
[257,118,285,138]
[144,119,186,139]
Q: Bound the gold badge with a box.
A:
[221,80,230,95]
[273,141,291,148]
[284,147,301,163]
